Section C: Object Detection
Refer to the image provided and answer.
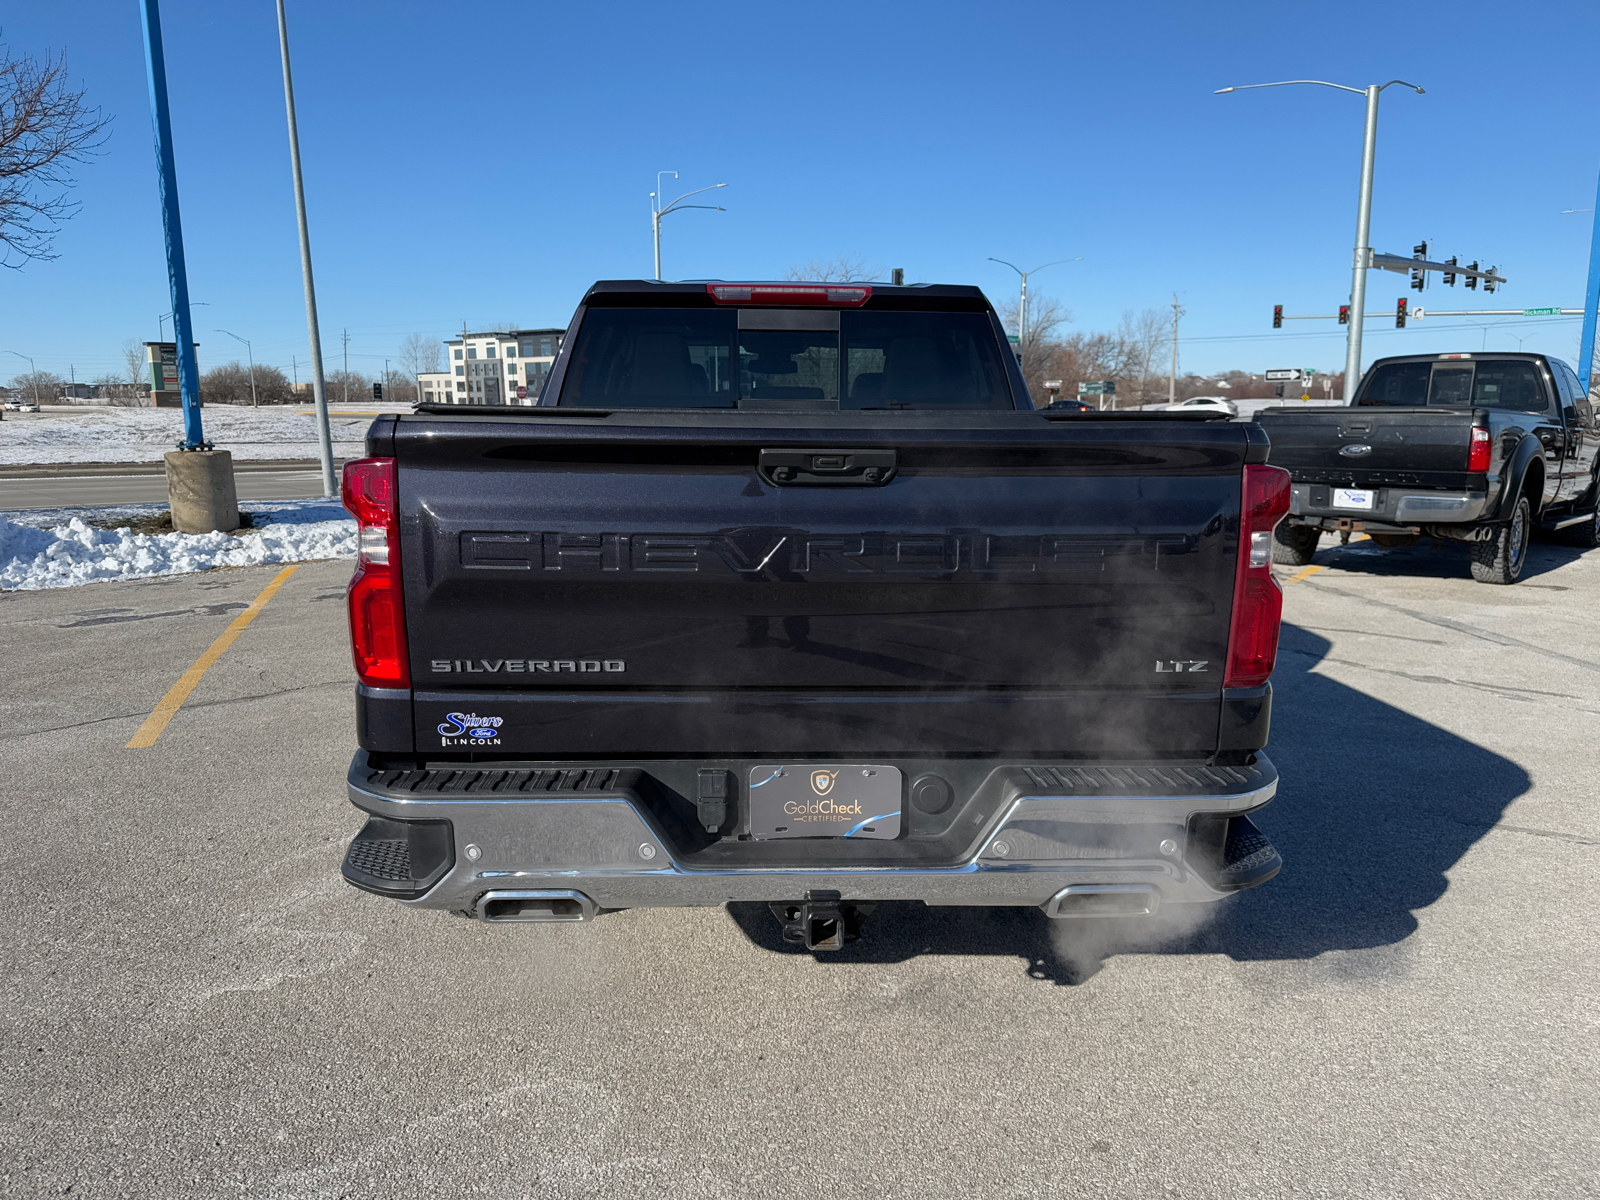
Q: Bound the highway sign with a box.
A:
[1077,381,1116,396]
[1264,369,1302,381]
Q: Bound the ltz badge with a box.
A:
[746,765,903,840]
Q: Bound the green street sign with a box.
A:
[1007,334,1021,344]
[1523,307,1561,316]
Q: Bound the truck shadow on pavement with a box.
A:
[1309,536,1579,583]
[724,622,1530,985]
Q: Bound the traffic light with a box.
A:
[1395,298,1408,328]
[1410,242,1428,291]
[1338,305,1350,325]
[373,382,383,400]
[1465,261,1479,290]
[1272,304,1283,329]
[1484,268,1498,295]
[1443,256,1458,286]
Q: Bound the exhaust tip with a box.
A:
[477,889,598,923]
[1043,884,1158,919]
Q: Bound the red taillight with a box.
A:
[706,283,872,306]
[1224,464,1292,690]
[1468,426,1491,473]
[341,457,410,687]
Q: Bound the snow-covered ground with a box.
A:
[0,498,355,590]
[0,405,405,465]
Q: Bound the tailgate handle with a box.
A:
[759,448,897,487]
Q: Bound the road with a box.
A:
[2,536,1596,1198]
[0,462,336,510]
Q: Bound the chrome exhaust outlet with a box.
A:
[477,889,598,923]
[1043,884,1158,919]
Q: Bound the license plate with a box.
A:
[1334,488,1374,510]
[746,765,903,840]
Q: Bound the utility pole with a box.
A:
[276,0,336,496]
[1169,293,1184,403]
[1216,78,1424,406]
[342,328,349,404]
[291,355,298,387]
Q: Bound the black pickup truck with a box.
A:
[337,280,1292,949]
[1256,353,1600,583]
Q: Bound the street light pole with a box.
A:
[276,0,336,497]
[1347,85,1382,403]
[650,174,727,281]
[5,351,40,404]
[987,257,1081,371]
[1216,79,1424,403]
[216,329,257,407]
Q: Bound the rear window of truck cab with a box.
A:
[1358,359,1549,412]
[558,308,1013,409]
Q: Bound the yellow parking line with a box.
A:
[125,565,300,748]
[1284,533,1370,584]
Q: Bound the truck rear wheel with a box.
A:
[1470,496,1530,584]
[1563,505,1599,549]
[1271,523,1319,566]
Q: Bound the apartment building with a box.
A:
[418,328,565,405]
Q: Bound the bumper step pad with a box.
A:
[1215,815,1281,889]
[342,813,455,900]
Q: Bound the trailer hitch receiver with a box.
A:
[769,890,877,951]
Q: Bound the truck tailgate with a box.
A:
[394,414,1254,758]
[1255,407,1478,487]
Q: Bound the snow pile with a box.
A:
[0,406,389,465]
[0,499,355,590]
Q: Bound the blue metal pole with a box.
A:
[1578,168,1600,395]
[139,0,205,449]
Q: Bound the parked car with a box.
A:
[2,399,24,411]
[1255,353,1599,583]
[336,279,1291,950]
[1157,396,1238,417]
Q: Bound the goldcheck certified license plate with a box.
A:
[746,765,903,840]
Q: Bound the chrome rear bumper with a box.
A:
[342,753,1280,914]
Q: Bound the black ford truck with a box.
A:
[338,281,1291,949]
[1256,353,1600,583]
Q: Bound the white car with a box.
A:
[1,399,22,411]
[17,402,41,413]
[1158,395,1238,417]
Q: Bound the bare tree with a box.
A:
[1117,308,1170,405]
[121,337,147,386]
[0,40,110,268]
[9,368,61,401]
[202,361,293,405]
[381,366,416,406]
[398,332,441,379]
[785,256,878,282]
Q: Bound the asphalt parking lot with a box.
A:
[2,535,1596,1198]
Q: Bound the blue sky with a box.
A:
[4,0,1599,385]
